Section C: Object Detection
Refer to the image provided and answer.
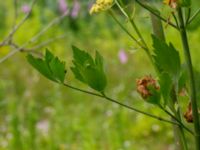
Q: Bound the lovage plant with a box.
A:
[26,0,200,149]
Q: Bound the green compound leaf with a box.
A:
[27,49,66,83]
[27,54,56,82]
[159,72,173,106]
[71,46,107,93]
[72,45,94,66]
[152,35,181,81]
[178,64,188,92]
[45,49,54,64]
[49,57,66,83]
[146,85,161,105]
[95,51,104,70]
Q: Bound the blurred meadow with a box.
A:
[0,0,200,150]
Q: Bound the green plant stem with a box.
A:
[108,11,145,50]
[187,8,200,25]
[115,0,149,51]
[170,89,188,150]
[62,83,178,125]
[135,0,178,29]
[129,19,150,55]
[177,7,200,150]
[159,105,193,135]
[114,1,154,65]
[150,13,189,149]
[185,8,191,25]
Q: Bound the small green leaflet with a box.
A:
[152,35,181,81]
[146,85,161,105]
[27,49,66,83]
[159,72,173,106]
[71,46,107,93]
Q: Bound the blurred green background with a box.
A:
[0,0,200,149]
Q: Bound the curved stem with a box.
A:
[108,10,145,50]
[62,83,178,125]
[159,106,194,135]
[177,7,200,150]
[114,1,155,66]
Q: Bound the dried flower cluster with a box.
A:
[136,76,160,99]
[184,102,193,123]
[90,0,114,14]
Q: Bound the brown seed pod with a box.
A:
[136,75,159,99]
[184,102,193,123]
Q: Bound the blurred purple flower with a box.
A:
[21,4,31,14]
[58,0,68,15]
[118,49,128,64]
[71,0,81,19]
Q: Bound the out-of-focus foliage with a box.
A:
[0,0,199,150]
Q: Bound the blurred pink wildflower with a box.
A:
[118,49,128,64]
[58,0,68,15]
[71,0,81,18]
[21,4,31,14]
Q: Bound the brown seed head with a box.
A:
[136,75,159,99]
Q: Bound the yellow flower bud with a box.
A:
[90,0,114,14]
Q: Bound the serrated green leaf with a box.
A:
[45,49,54,64]
[72,46,94,65]
[27,50,67,83]
[178,64,188,92]
[83,66,107,92]
[159,72,173,106]
[71,66,85,83]
[152,35,181,80]
[27,55,56,82]
[49,57,66,83]
[71,46,107,92]
[95,51,103,69]
[146,85,161,105]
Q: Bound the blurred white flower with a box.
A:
[151,124,160,132]
[118,49,128,64]
[124,140,131,148]
[105,109,113,117]
[36,120,49,135]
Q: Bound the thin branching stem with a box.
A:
[62,83,180,125]
[172,12,179,27]
[2,0,37,45]
[135,0,178,29]
[187,8,200,25]
[23,35,67,51]
[185,8,191,25]
[115,1,158,71]
[108,10,146,50]
[159,105,194,135]
[0,12,68,63]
